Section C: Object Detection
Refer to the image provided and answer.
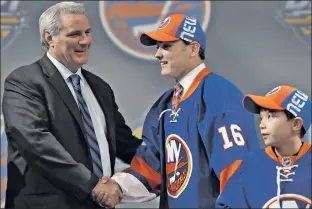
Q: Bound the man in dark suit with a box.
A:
[2,2,142,208]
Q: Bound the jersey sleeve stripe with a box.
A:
[220,159,242,191]
[128,156,161,190]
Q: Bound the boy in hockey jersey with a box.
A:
[93,14,260,208]
[216,85,311,209]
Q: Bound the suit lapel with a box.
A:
[39,54,85,133]
[39,54,116,170]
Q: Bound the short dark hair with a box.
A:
[181,40,205,60]
[260,108,306,138]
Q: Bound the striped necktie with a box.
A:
[174,83,184,101]
[172,83,184,111]
[69,74,103,178]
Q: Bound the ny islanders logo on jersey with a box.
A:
[263,194,311,208]
[275,1,311,49]
[1,1,27,51]
[99,1,211,60]
[165,134,192,198]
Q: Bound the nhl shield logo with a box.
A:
[282,157,291,166]
[99,1,211,61]
[1,1,27,51]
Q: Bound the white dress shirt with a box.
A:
[178,62,206,96]
[47,52,111,177]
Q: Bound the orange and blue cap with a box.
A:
[243,85,311,132]
[140,14,206,50]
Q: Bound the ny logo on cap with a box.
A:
[159,17,170,29]
[266,86,281,96]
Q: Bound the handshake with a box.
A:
[91,176,123,208]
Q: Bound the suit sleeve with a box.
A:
[111,109,161,203]
[108,86,142,164]
[2,71,98,201]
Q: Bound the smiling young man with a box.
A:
[216,85,311,208]
[97,14,261,209]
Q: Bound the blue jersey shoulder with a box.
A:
[201,73,246,115]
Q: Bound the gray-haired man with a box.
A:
[2,2,141,208]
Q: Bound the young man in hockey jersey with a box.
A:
[93,14,260,208]
[216,85,311,208]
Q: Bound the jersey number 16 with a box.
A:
[218,124,245,150]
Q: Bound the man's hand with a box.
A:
[92,176,123,208]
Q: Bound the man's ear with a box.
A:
[44,31,54,48]
[293,117,303,131]
[190,41,200,57]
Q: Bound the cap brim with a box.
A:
[243,95,285,114]
[140,31,179,46]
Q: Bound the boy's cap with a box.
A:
[243,85,311,131]
[140,14,206,50]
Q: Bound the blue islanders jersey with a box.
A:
[216,142,312,209]
[126,68,260,209]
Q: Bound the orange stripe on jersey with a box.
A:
[172,68,210,109]
[265,146,278,162]
[293,141,311,159]
[181,68,210,101]
[129,156,161,189]
[265,142,311,165]
[219,160,242,192]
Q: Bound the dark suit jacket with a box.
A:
[2,54,142,209]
